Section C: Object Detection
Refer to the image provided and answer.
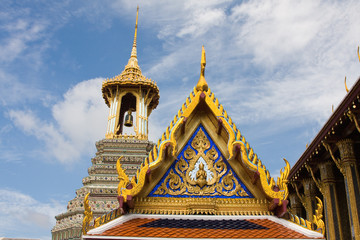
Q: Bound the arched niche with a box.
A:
[116,92,137,135]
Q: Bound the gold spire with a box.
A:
[196,45,208,92]
[131,6,139,58]
[126,6,140,69]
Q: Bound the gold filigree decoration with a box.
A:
[116,156,129,195]
[313,196,325,234]
[82,193,93,235]
[153,128,249,197]
[131,197,270,215]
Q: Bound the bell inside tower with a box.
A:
[116,93,137,135]
[124,110,134,127]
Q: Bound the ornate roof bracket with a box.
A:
[305,164,324,195]
[291,182,308,212]
[347,110,360,133]
[322,142,344,175]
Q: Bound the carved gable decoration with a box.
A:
[149,125,253,198]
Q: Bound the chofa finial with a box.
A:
[345,76,349,93]
[196,45,208,92]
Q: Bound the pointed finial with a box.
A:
[332,104,334,113]
[196,45,208,92]
[126,6,140,69]
[130,6,139,58]
[357,46,360,62]
[345,76,349,93]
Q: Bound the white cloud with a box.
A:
[175,8,226,38]
[0,189,64,236]
[0,19,47,63]
[147,0,360,132]
[9,78,108,165]
[52,79,108,145]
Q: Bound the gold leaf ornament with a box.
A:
[116,157,129,195]
[313,196,325,234]
[153,128,249,197]
[82,192,93,234]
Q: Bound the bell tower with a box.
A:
[102,6,159,140]
[52,7,157,240]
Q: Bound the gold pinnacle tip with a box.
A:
[196,46,208,92]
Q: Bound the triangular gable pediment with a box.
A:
[149,125,254,198]
[116,47,290,217]
[118,86,290,215]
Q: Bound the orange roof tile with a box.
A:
[85,215,324,239]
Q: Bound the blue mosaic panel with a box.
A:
[149,125,254,198]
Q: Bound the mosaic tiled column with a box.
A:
[319,161,343,240]
[337,139,360,240]
[302,178,316,221]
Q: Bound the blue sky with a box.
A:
[1,0,360,239]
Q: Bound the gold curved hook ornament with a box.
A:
[345,76,349,93]
[358,46,360,62]
[116,156,129,195]
[82,192,93,235]
[276,158,290,200]
[313,196,325,234]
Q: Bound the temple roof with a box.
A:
[83,46,325,239]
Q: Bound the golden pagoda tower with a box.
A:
[102,6,159,140]
[52,7,156,240]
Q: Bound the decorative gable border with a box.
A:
[118,86,290,213]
